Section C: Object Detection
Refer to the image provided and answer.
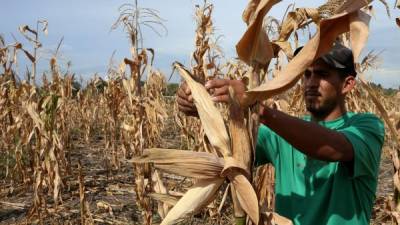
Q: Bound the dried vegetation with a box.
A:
[1,0,400,225]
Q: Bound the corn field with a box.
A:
[1,0,400,225]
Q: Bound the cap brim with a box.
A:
[321,55,348,69]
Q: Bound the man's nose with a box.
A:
[305,73,319,88]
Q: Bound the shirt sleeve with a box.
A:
[338,113,385,178]
[255,124,280,167]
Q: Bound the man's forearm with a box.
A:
[261,108,354,162]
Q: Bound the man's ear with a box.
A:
[342,75,356,94]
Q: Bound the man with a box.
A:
[176,43,385,225]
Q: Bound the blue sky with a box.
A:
[1,0,399,88]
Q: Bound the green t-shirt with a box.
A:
[255,112,385,225]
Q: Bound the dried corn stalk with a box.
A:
[176,0,223,154]
[0,27,78,222]
[111,3,168,224]
[18,20,48,85]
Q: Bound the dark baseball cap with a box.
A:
[294,43,357,77]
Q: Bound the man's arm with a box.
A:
[206,79,354,162]
[176,78,354,162]
[259,106,354,162]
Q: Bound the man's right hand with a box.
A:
[176,82,198,117]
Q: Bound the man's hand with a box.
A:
[176,82,198,117]
[176,79,251,116]
[205,79,249,107]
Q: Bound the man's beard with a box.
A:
[306,98,337,119]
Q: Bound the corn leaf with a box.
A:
[278,8,320,42]
[349,10,371,64]
[236,0,281,65]
[22,49,36,63]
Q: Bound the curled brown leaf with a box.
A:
[236,0,281,65]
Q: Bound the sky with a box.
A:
[1,0,399,88]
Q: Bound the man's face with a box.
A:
[303,59,345,118]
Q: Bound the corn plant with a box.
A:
[111,1,167,224]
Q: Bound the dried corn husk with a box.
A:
[176,64,259,224]
[173,62,231,157]
[244,0,370,105]
[160,178,224,225]
[132,149,224,179]
[227,173,259,223]
[133,148,231,223]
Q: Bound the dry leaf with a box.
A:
[349,10,371,64]
[22,49,35,63]
[394,171,400,193]
[24,103,45,130]
[278,8,320,42]
[396,18,400,28]
[131,148,224,179]
[272,41,293,59]
[153,170,170,219]
[236,0,281,65]
[228,173,259,224]
[243,0,261,24]
[97,201,114,216]
[19,25,37,35]
[160,178,224,225]
[39,20,49,36]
